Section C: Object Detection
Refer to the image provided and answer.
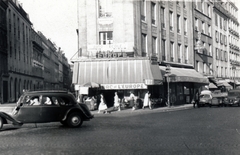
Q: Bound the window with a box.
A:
[207,4,211,16]
[215,31,219,42]
[220,17,222,29]
[216,48,219,60]
[152,37,157,56]
[185,45,188,63]
[209,44,212,56]
[162,39,166,60]
[202,21,205,33]
[196,61,199,72]
[195,18,198,31]
[141,0,146,21]
[169,11,173,31]
[170,41,174,62]
[99,31,113,45]
[203,63,206,73]
[215,13,218,26]
[209,63,213,75]
[208,25,211,36]
[201,1,204,13]
[184,18,187,35]
[141,33,147,56]
[151,2,156,25]
[177,14,181,33]
[178,43,182,63]
[98,0,112,18]
[161,7,165,28]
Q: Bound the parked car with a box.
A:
[225,89,240,107]
[0,90,94,129]
[209,92,227,107]
[198,90,212,107]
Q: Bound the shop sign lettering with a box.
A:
[96,51,128,58]
[102,83,147,90]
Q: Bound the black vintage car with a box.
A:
[0,90,94,129]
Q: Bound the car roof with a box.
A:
[229,89,240,92]
[23,90,72,95]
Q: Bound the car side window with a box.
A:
[58,96,73,106]
[42,96,53,105]
[25,95,41,106]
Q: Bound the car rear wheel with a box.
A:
[67,112,83,128]
[0,117,3,129]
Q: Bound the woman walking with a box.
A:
[98,94,110,114]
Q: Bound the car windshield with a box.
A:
[200,94,211,98]
[228,92,239,96]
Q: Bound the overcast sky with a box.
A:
[19,0,240,63]
[19,0,78,63]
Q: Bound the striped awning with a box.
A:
[159,66,209,84]
[72,58,163,89]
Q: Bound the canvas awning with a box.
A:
[216,80,232,88]
[159,66,209,84]
[72,58,163,89]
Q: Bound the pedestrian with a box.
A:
[98,94,110,114]
[113,92,121,111]
[143,91,151,109]
[129,91,136,110]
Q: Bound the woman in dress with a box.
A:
[98,94,109,114]
[113,92,121,111]
[143,91,151,109]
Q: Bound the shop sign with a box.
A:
[102,83,147,90]
[96,51,129,58]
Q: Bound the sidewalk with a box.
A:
[91,104,194,115]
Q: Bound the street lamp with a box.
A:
[233,66,236,89]
[165,65,171,108]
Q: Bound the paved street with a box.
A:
[0,105,240,155]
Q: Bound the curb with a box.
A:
[91,104,193,115]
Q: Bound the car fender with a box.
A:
[0,112,23,125]
[61,107,84,121]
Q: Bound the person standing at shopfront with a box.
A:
[98,94,110,114]
[113,92,121,111]
[129,91,136,110]
[143,91,151,109]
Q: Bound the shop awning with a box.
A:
[72,58,163,89]
[159,66,209,84]
[209,82,218,89]
[216,80,232,88]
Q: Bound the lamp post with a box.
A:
[233,66,236,89]
[165,65,171,108]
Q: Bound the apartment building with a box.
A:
[226,1,240,84]
[72,0,208,106]
[0,0,8,103]
[193,0,213,77]
[1,0,72,103]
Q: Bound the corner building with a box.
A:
[72,0,208,106]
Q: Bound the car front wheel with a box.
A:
[67,112,83,128]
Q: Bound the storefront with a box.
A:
[72,57,163,107]
[159,66,209,105]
